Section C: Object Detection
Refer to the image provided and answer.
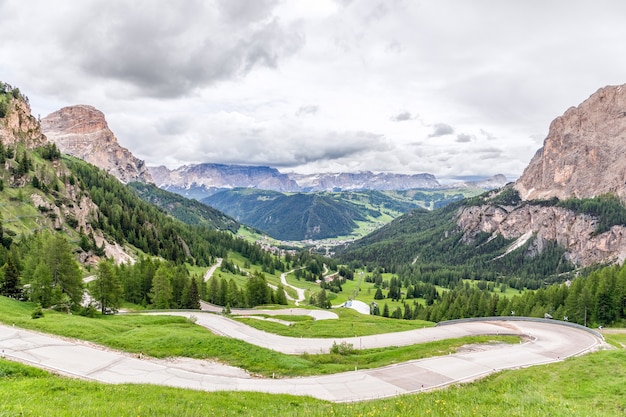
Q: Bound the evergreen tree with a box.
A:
[275,283,288,305]
[403,302,412,320]
[247,271,271,307]
[207,276,219,304]
[1,253,21,298]
[30,263,54,307]
[374,287,384,300]
[150,266,173,309]
[44,234,83,306]
[22,233,82,308]
[185,277,201,309]
[92,259,123,314]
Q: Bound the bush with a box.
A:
[330,341,355,355]
[79,305,97,318]
[31,304,44,319]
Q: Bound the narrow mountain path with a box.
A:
[280,269,306,305]
[203,258,223,282]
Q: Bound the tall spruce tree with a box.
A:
[92,259,123,314]
[150,265,173,309]
[1,253,21,298]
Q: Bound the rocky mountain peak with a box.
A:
[41,105,153,184]
[515,84,626,201]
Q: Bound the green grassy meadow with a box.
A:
[236,307,434,338]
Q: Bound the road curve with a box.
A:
[0,317,606,402]
[203,258,223,282]
[280,269,306,305]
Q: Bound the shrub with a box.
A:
[330,341,355,355]
[31,304,44,319]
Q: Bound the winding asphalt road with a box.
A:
[0,315,606,402]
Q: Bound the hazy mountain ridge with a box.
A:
[150,164,507,199]
[150,163,300,197]
[289,171,441,191]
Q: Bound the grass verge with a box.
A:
[236,307,434,338]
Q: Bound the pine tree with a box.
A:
[92,259,123,314]
[1,253,21,298]
[150,265,173,309]
[275,283,288,305]
[43,234,83,306]
[186,277,201,309]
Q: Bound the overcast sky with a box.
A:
[2,0,626,180]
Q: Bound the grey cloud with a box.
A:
[296,105,319,116]
[156,116,191,136]
[456,133,473,143]
[195,128,387,169]
[274,131,389,167]
[390,111,415,122]
[480,129,497,141]
[56,1,303,98]
[217,0,279,23]
[385,40,403,53]
[365,3,390,22]
[333,0,355,7]
[429,123,454,137]
[478,147,503,160]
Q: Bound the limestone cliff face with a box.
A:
[41,105,153,184]
[515,84,626,201]
[457,84,626,267]
[457,201,626,267]
[0,94,47,148]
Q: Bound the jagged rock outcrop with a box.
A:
[457,202,626,266]
[41,105,153,184]
[0,89,47,148]
[516,84,626,201]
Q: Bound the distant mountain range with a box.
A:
[148,163,507,200]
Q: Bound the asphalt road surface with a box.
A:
[0,316,606,402]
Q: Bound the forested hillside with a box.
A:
[201,188,477,241]
[203,189,375,240]
[128,181,239,232]
[339,185,626,292]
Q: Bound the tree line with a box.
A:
[368,263,626,328]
